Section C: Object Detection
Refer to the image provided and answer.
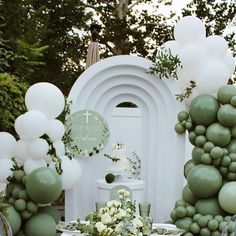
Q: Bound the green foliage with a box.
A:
[0,73,29,134]
[176,81,197,102]
[148,49,181,79]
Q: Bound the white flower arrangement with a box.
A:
[75,189,152,236]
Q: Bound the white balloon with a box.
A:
[53,140,65,156]
[162,40,180,56]
[178,44,207,72]
[195,60,230,93]
[223,53,236,76]
[24,158,47,174]
[14,110,48,139]
[176,67,194,91]
[14,139,31,162]
[46,119,65,141]
[174,16,206,46]
[0,158,13,183]
[28,138,49,160]
[203,35,228,59]
[60,156,82,190]
[25,82,65,119]
[43,154,52,164]
[0,132,16,159]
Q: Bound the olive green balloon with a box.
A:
[217,104,236,127]
[187,164,222,198]
[175,123,185,134]
[178,111,189,122]
[192,147,204,164]
[184,160,196,178]
[217,85,236,105]
[38,206,61,223]
[25,213,56,236]
[227,139,236,153]
[231,125,236,138]
[5,206,22,235]
[175,217,192,231]
[182,185,198,205]
[26,201,38,214]
[218,181,236,214]
[26,167,62,204]
[206,123,231,147]
[231,96,236,107]
[195,197,226,216]
[189,94,220,126]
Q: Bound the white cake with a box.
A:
[106,143,130,173]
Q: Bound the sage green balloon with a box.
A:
[231,125,236,137]
[187,164,222,198]
[189,94,220,126]
[206,123,231,147]
[5,206,22,235]
[217,85,236,104]
[178,111,189,122]
[26,167,62,204]
[217,104,236,127]
[227,139,236,153]
[231,96,236,107]
[184,160,196,178]
[175,217,192,231]
[218,181,236,214]
[175,123,185,134]
[25,213,56,236]
[195,197,226,216]
[192,147,204,164]
[182,185,198,205]
[38,206,61,223]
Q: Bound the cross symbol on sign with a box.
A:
[83,110,92,124]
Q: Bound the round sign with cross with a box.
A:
[65,110,110,157]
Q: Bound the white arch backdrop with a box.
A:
[66,55,186,222]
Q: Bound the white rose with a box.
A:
[117,209,126,219]
[107,201,113,208]
[115,222,124,233]
[124,191,130,197]
[109,207,116,215]
[132,217,143,227]
[101,213,113,224]
[95,222,107,233]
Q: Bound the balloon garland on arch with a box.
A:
[148,15,236,235]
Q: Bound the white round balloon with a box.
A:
[0,158,13,183]
[24,158,47,174]
[60,156,82,190]
[43,154,52,164]
[14,139,32,162]
[223,53,236,76]
[46,119,65,141]
[162,40,180,56]
[14,110,48,139]
[195,60,230,93]
[28,138,49,160]
[53,140,65,156]
[176,67,194,91]
[178,44,207,72]
[203,35,228,59]
[25,82,65,119]
[174,16,206,46]
[0,132,16,159]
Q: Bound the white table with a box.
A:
[96,178,145,211]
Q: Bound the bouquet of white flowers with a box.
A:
[76,189,152,236]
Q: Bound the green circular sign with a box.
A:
[65,110,110,157]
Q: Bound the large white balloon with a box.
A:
[28,138,49,160]
[203,35,228,59]
[53,140,65,156]
[14,139,31,162]
[60,156,82,190]
[162,40,180,56]
[0,132,16,159]
[178,44,207,72]
[14,110,48,139]
[46,119,65,141]
[195,60,230,93]
[0,158,13,183]
[223,53,236,76]
[176,67,194,91]
[174,16,206,46]
[25,82,65,119]
[24,158,47,174]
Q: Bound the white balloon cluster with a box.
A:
[162,16,235,104]
[0,82,82,190]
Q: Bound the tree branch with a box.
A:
[128,0,143,10]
